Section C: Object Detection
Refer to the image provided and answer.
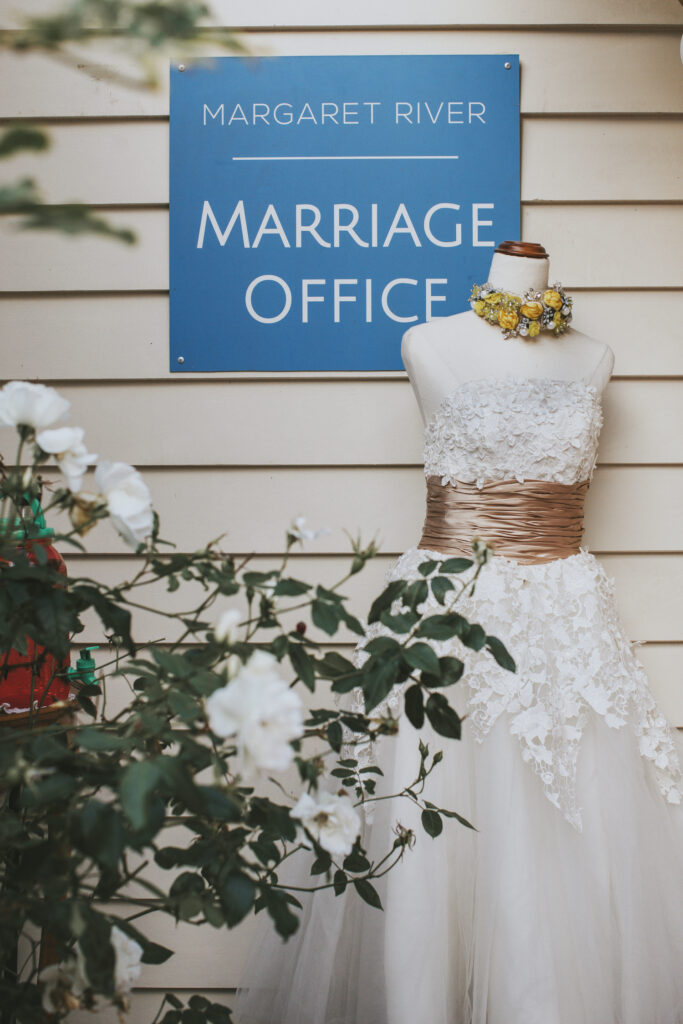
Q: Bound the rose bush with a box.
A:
[0,381,515,1024]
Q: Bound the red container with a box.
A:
[1,514,71,715]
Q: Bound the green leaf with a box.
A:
[438,807,477,831]
[273,577,311,596]
[327,720,343,753]
[77,800,124,871]
[353,878,383,910]
[431,575,454,605]
[119,759,162,831]
[367,580,405,624]
[0,124,49,158]
[76,727,129,752]
[485,635,516,672]
[262,887,300,939]
[319,651,356,678]
[425,693,461,740]
[421,808,443,837]
[219,872,255,926]
[462,623,486,651]
[168,688,201,724]
[417,559,439,576]
[401,579,429,611]
[73,585,135,654]
[20,773,78,807]
[311,599,339,636]
[403,642,440,676]
[438,557,473,573]
[289,644,315,690]
[80,913,115,996]
[415,612,468,641]
[404,684,424,729]
[333,870,347,895]
[379,609,418,633]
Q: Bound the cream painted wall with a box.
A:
[1,2,681,1018]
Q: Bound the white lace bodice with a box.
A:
[423,376,603,488]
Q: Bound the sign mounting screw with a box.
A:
[504,62,511,69]
[177,356,185,364]
[178,64,186,72]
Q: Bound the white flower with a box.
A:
[39,926,142,1012]
[214,607,241,645]
[36,425,98,492]
[39,960,87,1014]
[290,788,361,857]
[110,926,143,993]
[205,650,305,775]
[95,460,153,548]
[0,380,70,432]
[288,516,331,543]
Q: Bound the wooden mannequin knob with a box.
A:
[494,240,549,259]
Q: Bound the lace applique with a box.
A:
[335,547,682,830]
[423,377,603,489]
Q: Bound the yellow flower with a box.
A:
[485,292,503,306]
[553,311,563,327]
[498,309,519,330]
[521,301,543,320]
[473,300,486,316]
[543,289,563,310]
[528,320,541,338]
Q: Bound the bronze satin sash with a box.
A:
[418,476,590,564]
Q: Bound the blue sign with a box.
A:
[170,55,520,372]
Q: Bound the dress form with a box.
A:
[401,241,615,426]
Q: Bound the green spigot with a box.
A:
[67,646,100,687]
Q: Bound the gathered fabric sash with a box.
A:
[419,476,590,564]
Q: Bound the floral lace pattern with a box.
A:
[337,548,682,831]
[334,376,682,830]
[423,376,603,489]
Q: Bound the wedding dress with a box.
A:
[232,375,683,1024]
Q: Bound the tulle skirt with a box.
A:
[232,549,683,1024]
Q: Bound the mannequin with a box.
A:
[402,240,615,425]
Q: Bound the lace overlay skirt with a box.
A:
[232,546,683,1024]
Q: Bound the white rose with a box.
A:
[95,460,153,548]
[214,607,241,645]
[205,650,305,775]
[0,380,70,432]
[290,788,361,857]
[110,925,143,993]
[39,960,86,1014]
[288,516,331,543]
[36,425,98,492]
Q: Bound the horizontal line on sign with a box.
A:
[231,154,460,161]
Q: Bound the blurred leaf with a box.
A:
[0,124,49,158]
[119,759,163,831]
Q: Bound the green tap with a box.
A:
[67,646,100,687]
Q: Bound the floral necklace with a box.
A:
[468,281,573,340]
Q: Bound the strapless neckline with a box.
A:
[423,374,604,490]
[426,374,599,426]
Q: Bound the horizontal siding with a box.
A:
[3,205,681,291]
[67,553,683,644]
[5,118,681,205]
[86,641,683,726]
[3,291,681,380]
[6,1,679,32]
[44,466,683,555]
[34,380,683,466]
[1,30,682,119]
